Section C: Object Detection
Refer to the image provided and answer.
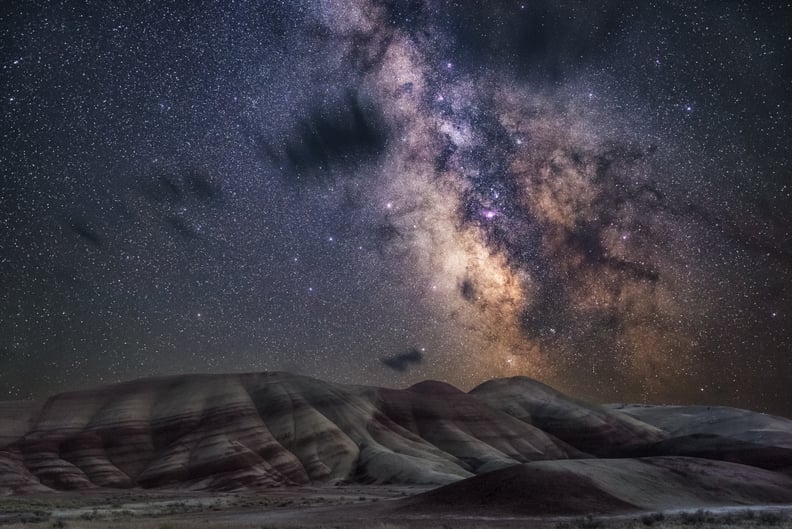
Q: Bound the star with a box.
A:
[0,0,789,417]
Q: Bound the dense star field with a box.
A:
[1,1,790,415]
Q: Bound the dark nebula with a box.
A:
[1,1,790,416]
[381,347,424,373]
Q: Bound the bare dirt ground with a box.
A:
[1,486,792,529]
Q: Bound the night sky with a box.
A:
[2,1,791,416]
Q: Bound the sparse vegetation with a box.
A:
[758,511,786,526]
[556,514,605,529]
[679,509,714,525]
[640,512,666,526]
[1,492,790,529]
[0,513,788,529]
[555,509,791,529]
[78,509,100,521]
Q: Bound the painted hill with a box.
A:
[610,403,792,449]
[0,372,574,494]
[610,404,792,472]
[1,371,791,514]
[470,377,666,456]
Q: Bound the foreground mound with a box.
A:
[400,461,636,515]
[403,456,792,516]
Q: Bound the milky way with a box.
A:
[1,1,791,415]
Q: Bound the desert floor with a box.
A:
[1,486,792,529]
